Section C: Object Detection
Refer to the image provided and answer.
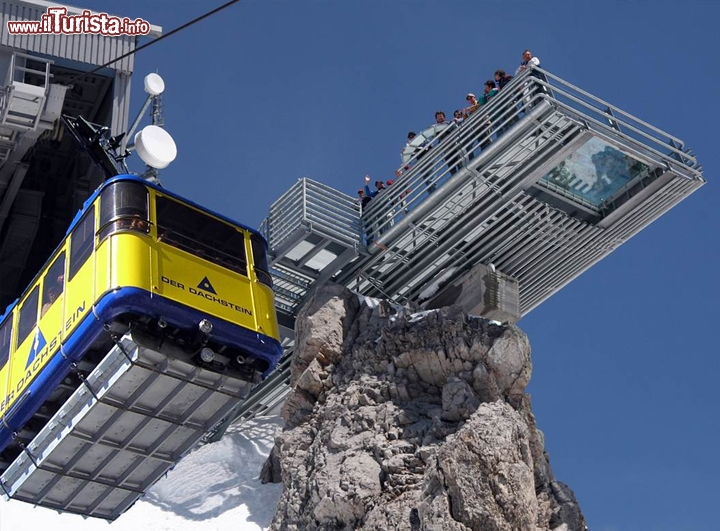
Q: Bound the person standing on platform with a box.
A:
[494,69,519,134]
[465,93,481,116]
[516,49,546,107]
[494,69,514,90]
[515,49,540,75]
[362,176,388,240]
[476,81,499,148]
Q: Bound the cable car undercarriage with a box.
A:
[0,327,255,520]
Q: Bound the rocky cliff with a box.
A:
[261,284,587,531]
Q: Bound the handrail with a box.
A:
[265,177,361,252]
[530,72,700,172]
[357,67,702,246]
[360,78,546,236]
[537,67,688,149]
[7,51,53,88]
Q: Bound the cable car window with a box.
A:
[99,181,150,240]
[41,251,65,317]
[251,234,273,287]
[0,318,11,369]
[156,196,247,275]
[17,286,39,348]
[69,205,95,280]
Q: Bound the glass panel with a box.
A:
[99,181,149,240]
[41,251,65,317]
[156,196,247,275]
[251,234,273,287]
[539,137,650,208]
[17,286,39,347]
[0,318,11,369]
[69,205,95,280]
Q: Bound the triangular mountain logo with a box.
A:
[26,328,47,368]
[197,276,216,294]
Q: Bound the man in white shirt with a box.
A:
[516,50,547,108]
[516,49,540,75]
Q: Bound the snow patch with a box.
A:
[357,294,382,309]
[0,416,285,531]
[469,314,503,325]
[408,310,438,323]
[357,294,406,316]
[418,267,457,302]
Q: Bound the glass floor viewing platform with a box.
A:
[262,67,705,328]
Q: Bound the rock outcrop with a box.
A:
[262,284,587,531]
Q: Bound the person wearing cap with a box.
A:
[357,188,371,210]
[363,175,386,199]
[465,93,481,116]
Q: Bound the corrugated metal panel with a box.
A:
[111,70,131,135]
[0,0,160,73]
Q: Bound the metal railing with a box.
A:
[358,67,701,247]
[1,52,53,131]
[534,68,700,172]
[6,51,52,88]
[262,177,361,255]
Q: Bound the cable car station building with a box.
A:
[0,0,160,310]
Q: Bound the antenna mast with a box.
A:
[125,73,175,184]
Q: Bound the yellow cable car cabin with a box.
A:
[0,174,283,460]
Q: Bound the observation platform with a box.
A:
[236,67,708,424]
[244,68,706,422]
[263,67,704,329]
[342,68,704,316]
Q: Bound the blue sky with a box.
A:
[79,1,718,530]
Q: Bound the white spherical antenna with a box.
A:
[144,73,165,96]
[135,125,177,169]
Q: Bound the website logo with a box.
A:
[6,7,151,36]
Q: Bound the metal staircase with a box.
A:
[0,52,51,132]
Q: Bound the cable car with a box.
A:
[0,115,282,519]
